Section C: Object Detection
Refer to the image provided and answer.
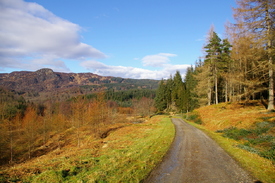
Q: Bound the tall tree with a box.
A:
[233,0,275,110]
[22,107,39,159]
[194,63,211,106]
[155,79,168,112]
[172,71,185,110]
[184,66,198,112]
[220,38,232,102]
[204,30,223,104]
[71,97,86,147]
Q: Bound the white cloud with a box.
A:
[142,53,177,67]
[81,60,190,80]
[0,55,70,72]
[0,0,106,72]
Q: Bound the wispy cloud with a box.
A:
[142,53,177,67]
[81,53,190,80]
[94,13,109,19]
[81,60,162,79]
[0,0,106,72]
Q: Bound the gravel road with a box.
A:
[144,118,258,183]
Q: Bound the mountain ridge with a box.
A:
[0,68,159,101]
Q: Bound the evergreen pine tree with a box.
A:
[204,31,223,104]
[184,66,198,112]
[172,71,185,110]
[155,79,167,112]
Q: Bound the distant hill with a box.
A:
[0,68,159,101]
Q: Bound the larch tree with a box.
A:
[233,0,275,110]
[194,63,212,106]
[133,97,155,117]
[228,27,259,101]
[22,107,39,159]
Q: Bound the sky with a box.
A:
[0,0,237,80]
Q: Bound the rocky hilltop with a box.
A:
[0,68,96,92]
[0,68,159,100]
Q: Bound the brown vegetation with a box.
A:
[0,115,171,182]
[0,90,155,166]
[193,101,274,131]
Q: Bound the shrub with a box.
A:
[187,114,199,121]
[219,123,275,164]
[220,127,251,140]
[185,113,202,124]
[194,118,203,125]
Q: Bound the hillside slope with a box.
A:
[193,102,274,131]
[0,116,174,183]
[0,68,159,101]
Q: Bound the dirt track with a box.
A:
[144,118,257,183]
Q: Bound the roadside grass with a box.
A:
[0,115,175,183]
[183,102,275,183]
[216,123,275,164]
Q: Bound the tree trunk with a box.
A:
[207,65,212,105]
[225,79,228,102]
[9,130,13,164]
[268,52,274,110]
[267,5,274,110]
[215,67,218,104]
[208,78,212,105]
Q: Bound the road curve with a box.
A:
[144,118,257,183]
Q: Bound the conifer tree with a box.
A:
[204,31,223,104]
[172,71,185,110]
[154,79,167,112]
[233,0,275,109]
[165,77,174,110]
[194,63,211,106]
[184,66,198,111]
[220,38,232,102]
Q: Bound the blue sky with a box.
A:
[0,0,236,79]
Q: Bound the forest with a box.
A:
[0,87,156,165]
[155,0,275,112]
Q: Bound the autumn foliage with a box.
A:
[0,89,155,165]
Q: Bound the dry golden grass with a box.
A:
[194,101,274,131]
[0,115,174,182]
